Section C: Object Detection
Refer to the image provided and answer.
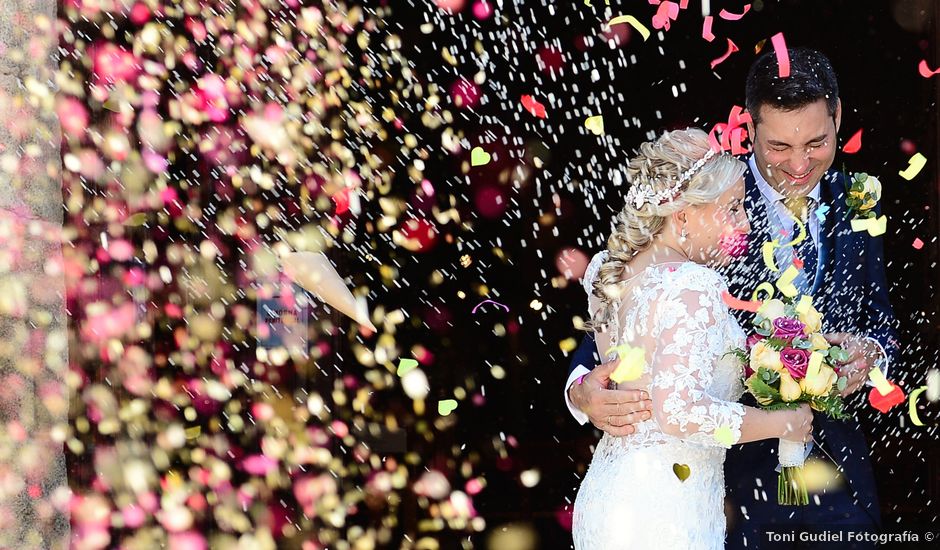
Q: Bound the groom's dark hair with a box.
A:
[745,47,839,125]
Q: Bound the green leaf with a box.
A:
[765,337,789,350]
[829,346,849,363]
[748,371,781,400]
[836,376,847,391]
[763,401,802,412]
[791,338,811,350]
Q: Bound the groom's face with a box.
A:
[747,99,842,198]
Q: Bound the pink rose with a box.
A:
[772,317,806,340]
[780,347,810,380]
[746,333,765,349]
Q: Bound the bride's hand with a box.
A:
[779,403,814,443]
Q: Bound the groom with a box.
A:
[564,48,899,549]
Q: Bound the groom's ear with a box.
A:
[745,110,756,144]
[833,98,843,133]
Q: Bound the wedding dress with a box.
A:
[572,259,748,550]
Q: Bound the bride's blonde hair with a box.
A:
[587,128,746,332]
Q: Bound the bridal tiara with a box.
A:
[625,148,720,209]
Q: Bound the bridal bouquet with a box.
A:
[729,296,849,505]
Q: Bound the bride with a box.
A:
[572,128,814,549]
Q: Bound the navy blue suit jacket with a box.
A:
[568,163,899,548]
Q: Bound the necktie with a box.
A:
[781,196,817,293]
[783,196,809,223]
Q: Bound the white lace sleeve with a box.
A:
[649,268,746,448]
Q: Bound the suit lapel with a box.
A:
[812,173,837,297]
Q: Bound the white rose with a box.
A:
[863,175,882,202]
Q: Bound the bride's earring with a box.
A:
[678,226,688,243]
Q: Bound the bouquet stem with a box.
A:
[778,466,809,505]
[777,439,809,506]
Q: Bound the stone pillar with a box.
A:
[0,0,70,547]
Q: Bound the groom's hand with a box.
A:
[823,332,884,397]
[567,359,653,436]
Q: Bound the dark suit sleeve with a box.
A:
[568,332,600,378]
[863,202,900,366]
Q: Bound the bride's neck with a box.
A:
[625,241,690,274]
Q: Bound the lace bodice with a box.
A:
[587,259,747,449]
[573,258,749,549]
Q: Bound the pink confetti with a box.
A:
[241,455,278,476]
[913,238,925,249]
[710,38,739,70]
[719,5,751,20]
[918,59,940,78]
[843,129,863,153]
[702,16,715,42]
[652,1,681,30]
[771,32,790,77]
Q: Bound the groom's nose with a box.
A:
[787,151,812,173]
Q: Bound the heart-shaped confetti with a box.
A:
[471,146,491,166]
[584,115,604,135]
[397,358,419,377]
[520,94,547,118]
[438,399,458,416]
[713,426,735,447]
[672,463,691,482]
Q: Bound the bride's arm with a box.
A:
[649,282,812,447]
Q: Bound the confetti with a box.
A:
[850,215,888,237]
[771,32,791,77]
[908,386,928,426]
[472,299,510,313]
[762,239,780,272]
[282,252,377,331]
[710,38,740,70]
[607,15,651,42]
[806,351,824,379]
[918,59,940,78]
[814,204,830,222]
[869,366,897,396]
[775,265,800,298]
[913,238,924,249]
[713,426,736,446]
[719,5,751,20]
[672,463,691,481]
[438,399,459,416]
[584,115,605,135]
[869,381,905,414]
[651,1,681,31]
[471,146,492,166]
[842,129,863,153]
[702,16,716,42]
[898,152,927,180]
[397,359,420,377]
[750,282,777,303]
[608,344,646,383]
[721,291,762,312]
[520,94,548,118]
[927,369,940,401]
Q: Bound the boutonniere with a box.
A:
[844,171,882,220]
